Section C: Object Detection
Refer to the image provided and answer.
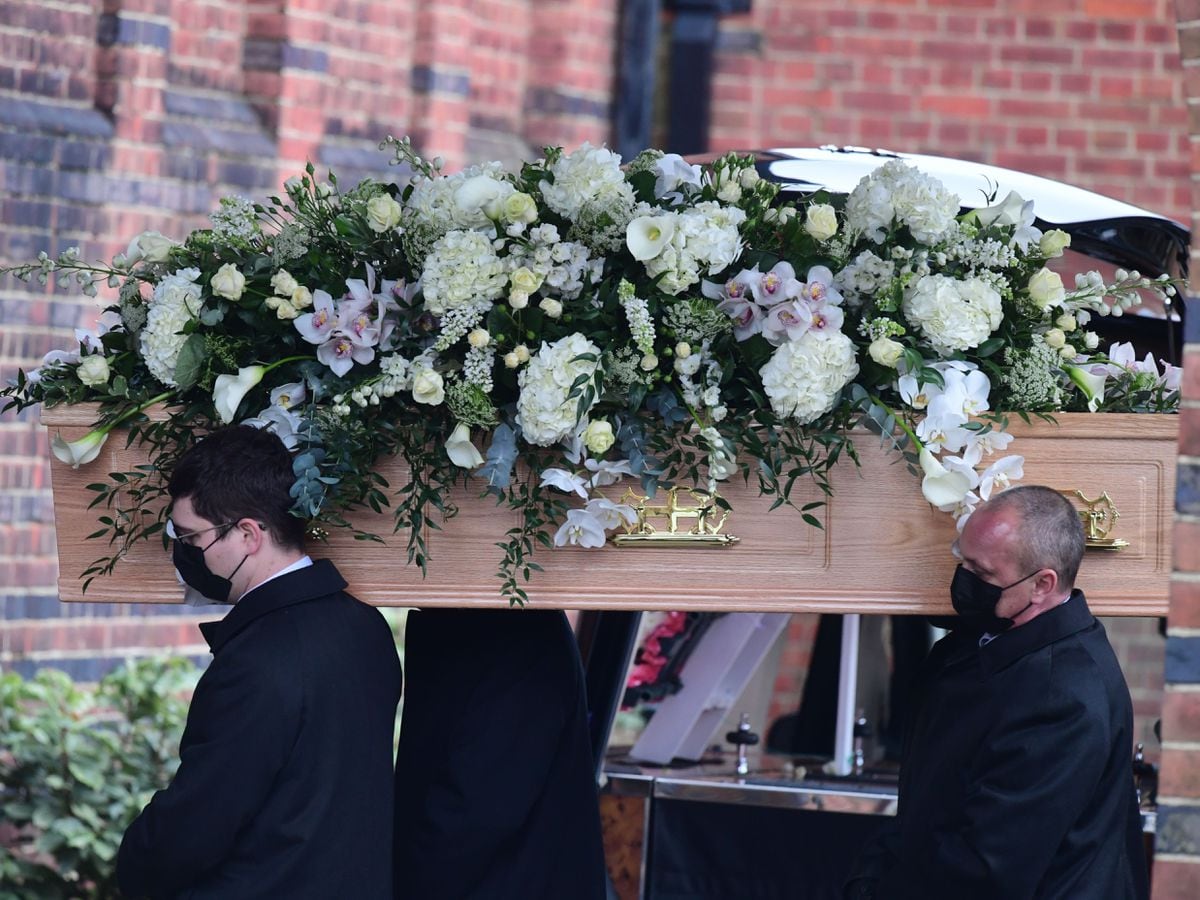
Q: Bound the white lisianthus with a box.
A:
[626,214,676,261]
[902,274,1002,357]
[50,429,108,468]
[759,330,860,425]
[366,193,403,233]
[421,230,508,315]
[271,269,299,297]
[213,365,266,423]
[445,423,485,468]
[583,419,616,455]
[411,367,445,405]
[210,263,246,301]
[1039,229,1072,257]
[515,333,602,446]
[77,354,111,387]
[803,204,838,241]
[140,268,203,387]
[1027,268,1066,310]
[868,337,904,368]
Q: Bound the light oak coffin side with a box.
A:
[41,407,1176,615]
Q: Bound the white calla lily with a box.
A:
[445,423,485,469]
[626,214,676,261]
[1065,364,1107,413]
[213,365,266,424]
[50,429,108,468]
[918,448,974,508]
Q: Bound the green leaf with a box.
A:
[173,334,208,392]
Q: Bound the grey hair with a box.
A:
[984,485,1086,589]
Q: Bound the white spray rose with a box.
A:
[1028,268,1066,310]
[868,337,904,368]
[366,194,403,233]
[1039,229,1071,257]
[803,204,838,241]
[271,269,299,297]
[77,354,111,387]
[510,266,544,296]
[503,191,539,224]
[210,263,246,301]
[583,420,616,455]
[412,367,445,405]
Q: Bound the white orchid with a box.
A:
[961,428,1015,467]
[585,457,635,487]
[978,455,1025,500]
[540,467,590,499]
[584,497,638,530]
[553,508,608,548]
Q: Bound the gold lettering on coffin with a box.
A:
[613,486,740,547]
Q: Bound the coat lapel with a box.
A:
[199,559,348,654]
[978,589,1096,678]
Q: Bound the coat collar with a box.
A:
[198,558,348,654]
[978,589,1095,678]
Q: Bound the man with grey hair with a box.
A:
[845,484,1148,899]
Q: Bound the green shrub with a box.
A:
[0,656,198,900]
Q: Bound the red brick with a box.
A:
[1152,858,1200,900]
[1169,579,1200,629]
[1162,690,1200,744]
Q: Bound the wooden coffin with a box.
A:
[41,406,1177,615]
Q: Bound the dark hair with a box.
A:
[168,426,306,551]
[986,485,1086,589]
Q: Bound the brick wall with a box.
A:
[1157,4,1200,894]
[0,0,617,676]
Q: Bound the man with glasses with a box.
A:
[117,425,402,899]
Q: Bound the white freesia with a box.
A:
[213,365,266,423]
[50,429,108,468]
[445,423,485,468]
[626,214,676,261]
[210,263,246,301]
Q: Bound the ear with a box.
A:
[1033,567,1060,601]
[233,518,267,555]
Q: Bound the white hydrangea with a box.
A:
[404,161,511,235]
[421,230,508,315]
[643,201,746,295]
[759,330,859,425]
[903,274,1003,357]
[505,227,594,302]
[516,333,602,446]
[140,267,203,387]
[845,160,959,245]
[541,144,635,225]
[833,250,895,307]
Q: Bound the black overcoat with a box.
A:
[117,559,402,900]
[848,591,1148,899]
[393,608,607,900]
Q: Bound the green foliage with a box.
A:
[0,657,198,900]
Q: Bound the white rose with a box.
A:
[210,263,246,301]
[135,231,175,264]
[467,328,491,349]
[675,342,692,359]
[271,269,299,297]
[509,291,530,310]
[1083,331,1100,350]
[1055,313,1077,333]
[77,354,110,387]
[640,354,658,371]
[583,420,616,455]
[803,204,838,241]
[1039,229,1072,257]
[1028,268,1066,310]
[1059,344,1076,360]
[510,266,544,295]
[738,167,760,189]
[1043,328,1067,349]
[412,368,445,405]
[514,344,531,363]
[868,337,904,368]
[503,351,521,369]
[291,285,313,309]
[539,298,563,319]
[503,192,539,224]
[366,194,403,233]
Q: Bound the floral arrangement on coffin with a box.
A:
[1,138,1181,603]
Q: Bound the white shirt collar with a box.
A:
[236,555,313,602]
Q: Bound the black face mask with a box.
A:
[950,564,1038,634]
[172,529,247,604]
